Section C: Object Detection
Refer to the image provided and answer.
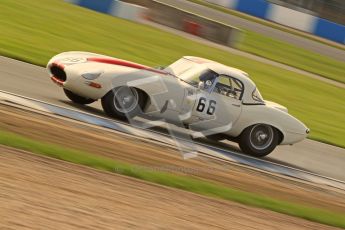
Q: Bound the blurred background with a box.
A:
[0,0,344,229]
[270,0,344,24]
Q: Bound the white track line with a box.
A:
[1,90,344,191]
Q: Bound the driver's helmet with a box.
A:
[199,70,217,90]
[199,70,217,82]
[198,80,212,90]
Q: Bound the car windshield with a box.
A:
[164,58,197,76]
[165,58,216,86]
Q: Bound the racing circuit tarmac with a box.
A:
[1,56,344,182]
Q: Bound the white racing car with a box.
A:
[47,52,309,157]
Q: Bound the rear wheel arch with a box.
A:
[239,122,284,143]
[238,123,281,157]
[276,128,284,144]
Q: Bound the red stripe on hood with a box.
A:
[87,57,167,75]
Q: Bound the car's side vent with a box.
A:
[50,65,66,82]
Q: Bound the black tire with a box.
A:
[206,133,227,141]
[101,86,145,120]
[63,88,96,105]
[239,124,278,157]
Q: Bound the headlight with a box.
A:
[61,57,87,64]
[81,71,103,80]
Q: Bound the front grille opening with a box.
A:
[50,65,66,82]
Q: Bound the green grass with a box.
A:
[187,0,345,83]
[239,31,345,84]
[0,0,344,148]
[1,130,345,228]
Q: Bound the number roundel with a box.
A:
[196,97,216,115]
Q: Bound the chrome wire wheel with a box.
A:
[249,124,274,150]
[101,86,145,120]
[113,87,139,113]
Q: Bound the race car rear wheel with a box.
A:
[101,86,144,120]
[63,88,96,105]
[239,124,278,157]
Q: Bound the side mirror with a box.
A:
[155,66,165,70]
[198,81,205,90]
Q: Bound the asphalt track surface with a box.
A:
[1,56,344,181]
[158,0,345,62]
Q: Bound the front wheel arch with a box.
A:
[101,86,147,120]
[63,88,96,105]
[133,87,150,112]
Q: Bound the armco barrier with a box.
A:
[65,0,242,47]
[65,0,147,22]
[147,1,242,47]
[120,0,151,7]
[206,0,345,44]
[314,18,345,44]
[236,0,270,19]
[78,0,118,14]
[114,1,147,22]
[267,4,316,32]
[206,0,237,8]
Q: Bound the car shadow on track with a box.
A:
[59,100,106,117]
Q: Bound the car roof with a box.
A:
[183,56,259,103]
[183,56,255,85]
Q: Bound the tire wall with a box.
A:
[206,0,345,44]
[64,0,243,48]
[64,0,147,22]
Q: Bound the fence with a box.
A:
[206,0,345,44]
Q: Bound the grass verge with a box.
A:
[1,130,345,228]
[0,0,344,148]
[187,0,345,51]
[239,30,345,84]
[187,0,345,83]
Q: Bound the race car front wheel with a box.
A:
[101,86,144,120]
[239,124,278,157]
[63,88,96,105]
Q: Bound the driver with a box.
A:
[198,70,218,90]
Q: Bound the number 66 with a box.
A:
[196,97,216,115]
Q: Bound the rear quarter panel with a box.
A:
[228,104,307,145]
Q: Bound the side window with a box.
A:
[214,76,243,100]
[252,88,264,103]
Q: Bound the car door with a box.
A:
[179,69,218,125]
[185,75,243,137]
